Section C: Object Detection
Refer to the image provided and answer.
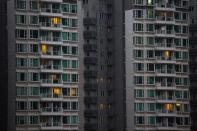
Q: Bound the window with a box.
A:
[63,101,70,110]
[147,77,155,85]
[135,89,144,98]
[62,4,70,13]
[146,37,154,46]
[29,116,39,125]
[133,10,143,19]
[133,36,143,45]
[134,63,144,72]
[147,103,155,112]
[62,46,70,55]
[16,87,27,96]
[71,101,79,110]
[133,0,143,5]
[147,9,154,19]
[29,72,39,82]
[29,16,38,25]
[134,50,144,59]
[147,50,155,59]
[71,46,78,55]
[176,91,182,99]
[63,60,70,68]
[134,76,144,85]
[29,1,38,11]
[16,29,27,39]
[29,58,39,68]
[30,30,38,39]
[71,116,79,124]
[16,0,26,10]
[62,32,70,41]
[135,116,145,125]
[16,116,28,125]
[147,90,155,98]
[16,58,27,68]
[30,44,38,53]
[70,4,77,13]
[62,88,70,96]
[29,87,39,96]
[17,72,27,81]
[62,74,70,82]
[16,43,28,53]
[71,74,78,82]
[16,101,27,110]
[29,101,39,110]
[148,116,156,125]
[133,23,143,32]
[71,19,78,27]
[182,26,188,34]
[16,15,26,24]
[135,103,144,111]
[146,24,154,32]
[62,18,70,27]
[71,60,78,69]
[147,63,154,72]
[71,32,78,41]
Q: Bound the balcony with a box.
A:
[40,8,62,17]
[156,109,177,116]
[41,51,63,59]
[84,83,98,91]
[155,42,175,50]
[155,30,175,37]
[84,44,97,52]
[84,109,98,117]
[83,17,97,26]
[41,107,63,114]
[157,95,176,103]
[40,22,61,31]
[156,82,176,90]
[155,3,175,11]
[84,97,97,104]
[156,56,175,63]
[41,79,63,87]
[84,57,98,65]
[83,31,97,39]
[41,65,63,73]
[155,16,175,24]
[41,122,63,130]
[155,68,175,76]
[157,122,177,130]
[84,70,98,78]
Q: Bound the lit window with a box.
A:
[53,88,61,95]
[41,44,47,54]
[70,88,77,96]
[51,18,60,25]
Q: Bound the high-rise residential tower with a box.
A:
[11,0,80,130]
[124,0,190,130]
[5,0,191,131]
[189,0,197,131]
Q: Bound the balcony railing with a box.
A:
[41,107,62,112]
[155,30,174,35]
[41,122,62,127]
[156,16,174,21]
[41,79,62,84]
[155,3,175,8]
[40,22,61,28]
[41,37,62,42]
[40,8,61,13]
[155,42,175,48]
[41,65,62,70]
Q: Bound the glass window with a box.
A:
[135,103,144,111]
[16,43,28,53]
[133,36,144,45]
[30,1,38,11]
[16,58,27,68]
[134,50,144,59]
[147,10,154,19]
[147,76,155,85]
[147,90,155,98]
[29,87,39,96]
[135,116,145,125]
[71,74,78,82]
[148,116,156,125]
[29,58,39,68]
[62,32,70,41]
[62,74,70,82]
[62,18,70,27]
[134,63,144,72]
[17,87,27,96]
[135,89,144,98]
[16,101,27,110]
[16,15,26,24]
[29,73,39,82]
[16,116,28,125]
[16,0,26,10]
[147,24,154,32]
[62,4,70,13]
[134,76,144,85]
[133,10,143,19]
[29,16,38,25]
[62,46,70,55]
[29,30,38,39]
[71,116,79,124]
[17,72,27,81]
[71,32,78,41]
[133,23,143,32]
[71,60,78,68]
[16,29,28,39]
[148,103,155,112]
[70,4,77,13]
[71,19,78,27]
[29,116,39,124]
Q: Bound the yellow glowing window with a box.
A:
[70,88,77,96]
[52,18,60,24]
[100,104,104,110]
[148,0,152,4]
[164,51,172,58]
[165,104,173,111]
[53,88,61,95]
[41,44,47,54]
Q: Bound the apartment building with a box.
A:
[189,0,197,131]
[12,0,80,130]
[125,0,191,130]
